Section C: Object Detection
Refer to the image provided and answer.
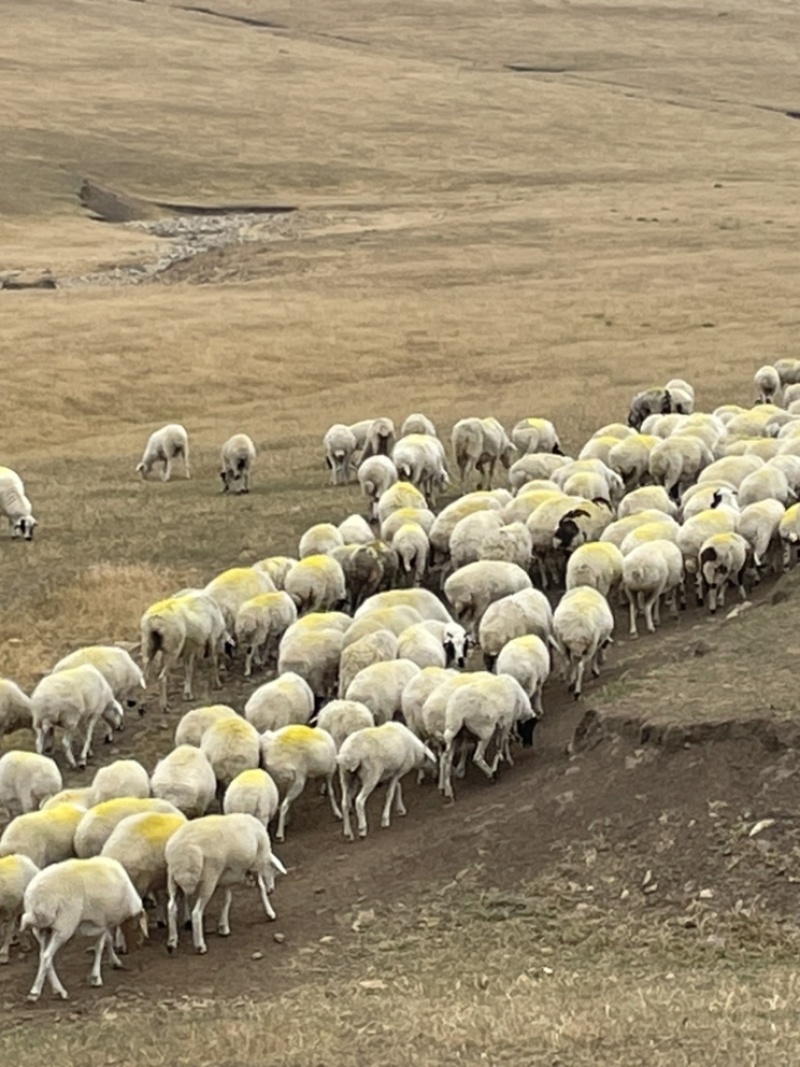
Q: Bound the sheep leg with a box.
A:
[34,723,49,757]
[28,929,68,1002]
[380,779,398,829]
[162,456,172,482]
[78,716,100,768]
[533,687,544,717]
[572,659,586,699]
[626,589,639,637]
[89,933,109,986]
[61,728,78,769]
[472,735,501,780]
[243,646,255,678]
[182,652,196,700]
[275,773,307,842]
[454,738,470,779]
[256,873,277,921]
[393,779,407,817]
[642,592,658,633]
[325,773,342,820]
[0,916,16,963]
[105,932,124,969]
[166,875,181,951]
[340,767,355,841]
[190,889,215,953]
[217,889,233,936]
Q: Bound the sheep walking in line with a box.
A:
[135,423,190,481]
[260,725,341,842]
[0,466,37,540]
[51,646,147,712]
[550,587,614,699]
[0,855,40,964]
[31,665,124,770]
[451,417,516,491]
[220,433,256,493]
[0,751,62,816]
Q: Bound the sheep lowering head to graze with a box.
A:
[627,388,672,431]
[135,424,190,481]
[219,433,256,494]
[0,466,37,540]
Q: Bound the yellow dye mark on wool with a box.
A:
[40,803,83,826]
[137,813,186,843]
[0,854,25,876]
[92,798,159,820]
[232,769,267,788]
[278,725,316,746]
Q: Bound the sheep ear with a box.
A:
[270,853,288,876]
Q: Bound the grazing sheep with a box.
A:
[338,629,399,698]
[200,717,260,794]
[282,611,352,643]
[617,485,679,520]
[140,593,231,711]
[478,521,533,571]
[565,541,625,598]
[338,723,436,839]
[203,567,276,631]
[578,435,623,465]
[0,678,32,738]
[223,769,280,828]
[400,666,457,741]
[398,619,470,670]
[627,388,672,430]
[299,522,344,559]
[550,587,614,698]
[677,508,739,599]
[0,752,62,817]
[754,365,783,406]
[449,509,504,569]
[737,465,795,508]
[600,509,682,551]
[527,494,591,588]
[89,760,150,807]
[478,588,553,669]
[315,700,376,750]
[151,746,217,818]
[332,540,398,613]
[355,587,455,624]
[174,704,238,748]
[737,499,786,570]
[100,811,187,926]
[508,452,570,491]
[358,455,399,518]
[699,532,750,613]
[381,504,435,543]
[165,814,286,953]
[392,522,430,586]
[41,788,93,812]
[622,540,684,636]
[779,502,800,566]
[51,646,146,712]
[74,798,181,859]
[619,518,681,557]
[681,484,739,521]
[495,635,550,717]
[0,854,40,964]
[259,725,341,841]
[219,433,256,493]
[0,803,84,867]
[135,423,190,481]
[775,359,800,386]
[376,480,428,526]
[552,500,614,554]
[252,555,297,590]
[392,433,450,507]
[428,492,505,561]
[401,413,437,437]
[324,423,359,485]
[22,856,147,1000]
[31,665,124,770]
[648,434,713,499]
[338,513,375,545]
[283,555,347,614]
[510,417,564,456]
[502,488,564,525]
[235,591,297,676]
[342,606,422,652]
[452,417,516,490]
[244,672,315,733]
[278,626,344,706]
[359,417,396,461]
[445,561,532,637]
[0,466,37,540]
[344,659,421,724]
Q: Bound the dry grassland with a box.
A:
[2,0,800,1061]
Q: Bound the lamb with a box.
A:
[392,433,450,507]
[508,452,570,491]
[565,541,625,599]
[754,365,783,406]
[235,591,297,676]
[151,746,217,817]
[22,856,147,1000]
[510,417,564,456]
[89,759,150,807]
[401,413,437,437]
[219,433,256,493]
[355,587,456,624]
[140,593,231,711]
[283,555,347,614]
[31,664,124,769]
[135,423,190,481]
[376,480,428,525]
[0,854,40,964]
[299,522,344,558]
[252,555,297,590]
[315,700,376,750]
[345,659,421,724]
[338,629,399,698]
[495,635,550,716]
[550,587,614,698]
[338,723,436,839]
[259,725,341,841]
[0,751,62,816]
[338,513,375,544]
[737,465,795,508]
[51,646,147,712]
[203,567,276,630]
[277,626,344,705]
[74,798,181,858]
[223,769,280,827]
[627,388,672,430]
[392,522,430,586]
[100,811,187,927]
[244,672,315,733]
[0,466,37,540]
[0,803,85,867]
[648,434,713,499]
[452,417,516,490]
[165,814,286,953]
[174,703,238,748]
[622,540,684,636]
[699,532,750,613]
[323,423,358,485]
[737,499,786,570]
[440,674,535,800]
[0,677,32,738]
[478,588,553,668]
[200,716,260,794]
[552,500,614,554]
[358,455,399,518]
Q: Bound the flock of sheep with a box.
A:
[2,357,800,1003]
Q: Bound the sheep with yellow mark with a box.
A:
[259,725,341,842]
[235,590,297,676]
[0,854,40,964]
[0,751,62,817]
[0,803,84,867]
[283,555,347,614]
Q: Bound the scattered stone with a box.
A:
[698,889,714,900]
[642,869,654,887]
[319,935,335,944]
[359,979,387,991]
[251,951,264,960]
[749,818,775,837]
[352,908,375,932]
[273,932,286,944]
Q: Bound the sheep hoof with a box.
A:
[26,992,40,1003]
[90,976,103,987]
[217,928,230,938]
[167,943,177,954]
[195,944,208,955]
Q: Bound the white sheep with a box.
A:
[550,587,614,698]
[698,454,764,488]
[392,522,430,586]
[259,725,341,841]
[355,587,455,624]
[141,593,231,712]
[100,810,187,929]
[648,434,712,499]
[400,666,457,740]
[495,634,550,716]
[0,803,85,867]
[338,722,436,839]
[282,610,352,644]
[699,531,750,613]
[617,485,679,519]
[338,629,399,698]
[299,522,344,559]
[315,700,376,750]
[401,413,437,437]
[622,539,684,636]
[244,672,315,733]
[358,455,399,518]
[444,560,532,636]
[552,500,614,554]
[527,494,591,587]
[0,466,37,540]
[22,856,147,1000]
[508,452,570,490]
[135,423,190,481]
[0,677,32,738]
[565,541,624,598]
[600,509,679,550]
[376,480,428,526]
[223,769,280,827]
[452,417,516,490]
[380,505,435,544]
[89,759,150,807]
[681,484,739,521]
[342,606,423,651]
[345,659,421,724]
[358,417,396,461]
[235,591,297,676]
[478,588,553,668]
[200,717,260,793]
[591,422,637,441]
[397,620,469,671]
[74,798,181,858]
[449,509,506,568]
[0,854,40,964]
[278,626,344,705]
[283,555,347,614]
[41,787,93,812]
[677,507,739,597]
[737,499,785,570]
[428,492,504,560]
[608,434,658,489]
[51,646,146,712]
[31,664,124,770]
[619,518,681,556]
[510,417,563,456]
[174,703,238,748]
[754,365,783,406]
[252,555,298,590]
[151,745,217,817]
[779,502,800,566]
[165,814,286,954]
[392,433,450,507]
[737,465,795,508]
[338,513,375,544]
[0,751,62,816]
[775,359,800,386]
[323,423,359,485]
[219,433,256,493]
[203,567,276,631]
